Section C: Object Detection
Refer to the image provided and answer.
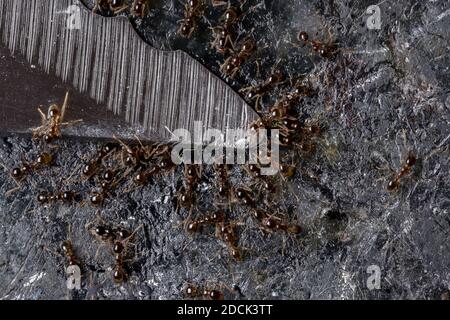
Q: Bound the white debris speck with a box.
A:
[23,272,46,287]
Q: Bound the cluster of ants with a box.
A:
[178,0,337,80]
[1,1,420,300]
[1,85,417,298]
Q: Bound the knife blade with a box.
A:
[0,0,258,141]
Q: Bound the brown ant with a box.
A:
[61,240,80,267]
[184,282,224,300]
[176,164,202,214]
[132,0,150,18]
[1,152,54,196]
[251,209,302,235]
[82,143,119,179]
[210,2,246,55]
[37,190,77,205]
[240,69,285,111]
[215,221,243,260]
[32,92,82,143]
[110,224,142,284]
[268,82,313,119]
[133,166,159,185]
[231,187,254,206]
[280,163,296,178]
[86,214,142,283]
[186,210,226,233]
[90,170,126,206]
[213,162,231,198]
[93,0,128,15]
[41,225,82,287]
[178,0,204,38]
[297,31,337,59]
[131,145,176,188]
[10,152,54,182]
[87,215,117,245]
[387,152,417,191]
[220,38,256,79]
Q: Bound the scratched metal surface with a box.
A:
[0,0,256,140]
[1,0,450,300]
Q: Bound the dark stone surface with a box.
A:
[0,0,450,299]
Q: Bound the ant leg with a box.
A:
[60,119,83,127]
[5,180,21,197]
[230,68,239,79]
[40,244,64,259]
[225,34,237,52]
[60,91,70,123]
[113,135,134,155]
[113,5,129,15]
[211,0,228,7]
[254,95,262,112]
[255,59,261,78]
[37,107,47,126]
[94,243,106,261]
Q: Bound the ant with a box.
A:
[215,221,243,260]
[184,282,225,300]
[133,166,159,185]
[268,82,313,119]
[240,69,285,111]
[213,162,231,198]
[220,38,256,79]
[132,0,150,18]
[252,209,302,235]
[87,216,116,245]
[90,169,127,206]
[93,0,128,15]
[178,0,204,38]
[210,2,246,55]
[1,152,54,196]
[176,164,202,215]
[86,214,142,283]
[387,152,417,191]
[37,190,77,205]
[41,225,82,287]
[231,187,254,206]
[82,143,119,179]
[184,280,244,300]
[114,136,147,169]
[297,31,337,59]
[61,239,80,267]
[10,152,54,182]
[32,92,82,143]
[280,163,296,178]
[110,225,143,284]
[186,210,225,233]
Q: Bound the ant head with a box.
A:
[298,31,309,43]
[47,104,60,118]
[37,192,48,203]
[61,240,71,253]
[113,268,125,284]
[209,289,224,300]
[185,284,198,297]
[43,134,54,144]
[12,168,23,179]
[113,241,124,254]
[36,153,53,165]
[224,7,237,22]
